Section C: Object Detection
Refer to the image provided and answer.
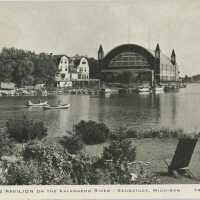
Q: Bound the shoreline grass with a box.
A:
[1,119,200,184]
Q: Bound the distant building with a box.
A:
[55,55,90,87]
[0,82,16,96]
[98,43,179,86]
[0,82,15,90]
[77,57,90,80]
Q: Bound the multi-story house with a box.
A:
[55,55,90,87]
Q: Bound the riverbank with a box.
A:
[82,138,200,184]
[1,118,200,184]
[43,122,200,184]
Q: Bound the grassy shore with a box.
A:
[83,138,200,184]
[2,118,200,184]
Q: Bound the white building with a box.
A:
[0,82,15,90]
[77,57,90,80]
[55,55,90,87]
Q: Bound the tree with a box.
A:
[60,135,83,154]
[33,53,57,86]
[75,120,110,145]
[88,58,100,79]
[0,61,15,82]
[0,130,13,157]
[0,47,58,87]
[103,137,136,163]
[13,59,35,86]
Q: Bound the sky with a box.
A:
[0,0,199,76]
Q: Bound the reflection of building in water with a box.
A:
[99,43,179,86]
[97,97,108,123]
[159,93,177,128]
[71,95,91,124]
[96,94,161,130]
[135,94,161,128]
[58,109,71,136]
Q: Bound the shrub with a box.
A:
[109,128,128,140]
[101,135,136,184]
[128,161,161,184]
[75,120,110,145]
[60,135,83,154]
[1,141,100,185]
[5,161,38,185]
[70,153,98,184]
[22,142,99,184]
[123,128,187,139]
[6,116,47,143]
[103,138,136,163]
[21,142,73,184]
[126,129,138,138]
[0,129,14,157]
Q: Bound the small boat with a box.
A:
[43,104,70,110]
[138,87,151,93]
[180,83,187,88]
[26,100,49,107]
[100,88,112,94]
[153,86,164,93]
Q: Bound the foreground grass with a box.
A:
[2,118,200,184]
[83,138,200,184]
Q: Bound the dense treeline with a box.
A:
[0,48,58,87]
[0,47,100,87]
[182,74,200,83]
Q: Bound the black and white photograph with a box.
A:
[0,0,200,189]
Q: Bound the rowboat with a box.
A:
[100,88,112,94]
[153,86,164,93]
[26,100,49,107]
[43,104,70,110]
[180,83,187,88]
[138,87,151,93]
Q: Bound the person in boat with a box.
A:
[26,100,32,106]
[37,99,42,104]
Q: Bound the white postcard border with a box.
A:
[0,184,199,199]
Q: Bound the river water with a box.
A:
[0,83,200,137]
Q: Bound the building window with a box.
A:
[61,73,65,79]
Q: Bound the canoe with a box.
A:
[153,86,164,93]
[43,104,70,110]
[26,100,49,107]
[138,87,151,93]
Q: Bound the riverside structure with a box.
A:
[55,55,100,89]
[98,43,179,87]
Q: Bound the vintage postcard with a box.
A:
[0,0,199,199]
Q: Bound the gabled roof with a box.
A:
[71,56,89,67]
[56,55,89,67]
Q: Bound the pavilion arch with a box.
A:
[102,43,155,70]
